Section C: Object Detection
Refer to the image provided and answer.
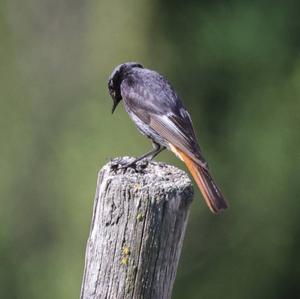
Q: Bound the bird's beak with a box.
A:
[112,100,118,114]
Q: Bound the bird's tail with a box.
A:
[170,145,228,213]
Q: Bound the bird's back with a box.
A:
[120,67,207,168]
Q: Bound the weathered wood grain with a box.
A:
[80,157,194,299]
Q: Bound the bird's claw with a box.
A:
[111,158,149,173]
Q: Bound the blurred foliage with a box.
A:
[0,0,299,298]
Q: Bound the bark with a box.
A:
[80,157,194,299]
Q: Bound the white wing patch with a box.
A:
[150,113,209,169]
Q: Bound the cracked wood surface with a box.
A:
[80,157,194,299]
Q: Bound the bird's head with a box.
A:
[108,62,143,113]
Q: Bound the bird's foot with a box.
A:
[111,158,149,173]
[119,159,149,171]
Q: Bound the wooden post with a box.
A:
[80,157,194,299]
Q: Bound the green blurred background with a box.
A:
[1,0,299,298]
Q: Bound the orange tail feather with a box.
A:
[170,145,228,213]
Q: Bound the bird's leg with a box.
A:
[149,142,165,160]
[120,142,165,169]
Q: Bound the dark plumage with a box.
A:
[108,62,228,213]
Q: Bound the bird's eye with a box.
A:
[109,88,116,98]
[108,79,114,89]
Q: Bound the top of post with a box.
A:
[100,157,194,202]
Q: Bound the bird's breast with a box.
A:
[123,104,169,148]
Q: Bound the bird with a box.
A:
[108,62,228,213]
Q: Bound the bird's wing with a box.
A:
[149,112,209,169]
[121,72,209,169]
